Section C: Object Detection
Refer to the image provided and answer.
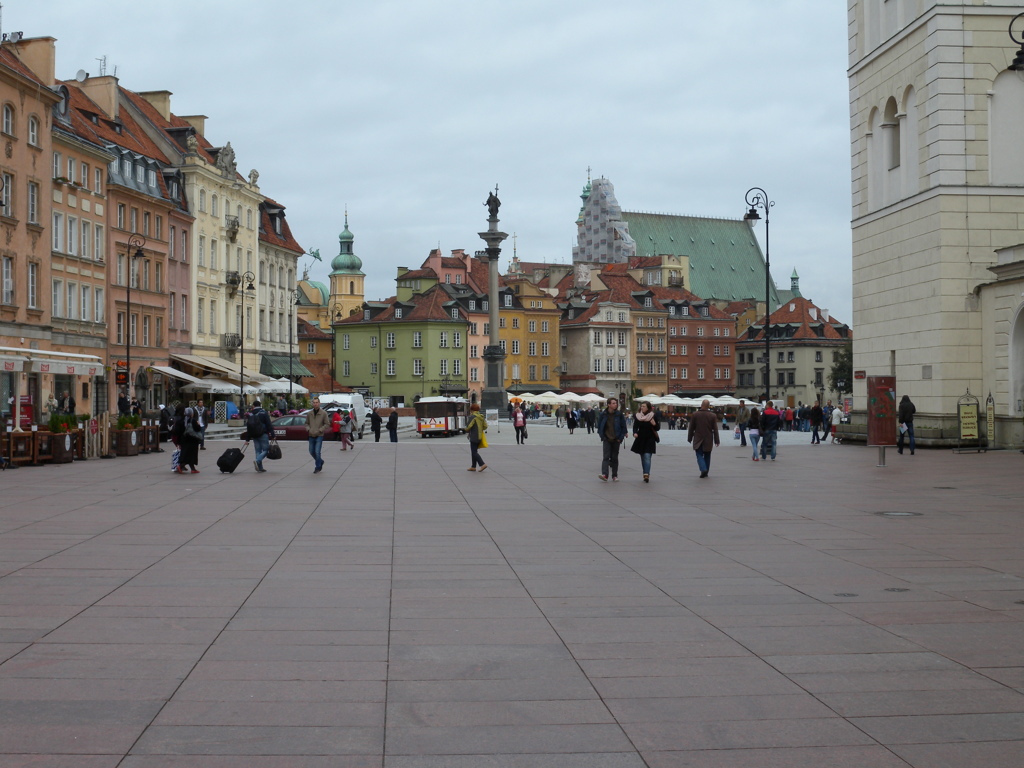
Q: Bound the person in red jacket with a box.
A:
[760,401,782,461]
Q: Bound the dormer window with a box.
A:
[395,307,403,319]
[503,294,512,307]
[482,300,488,311]
[469,300,476,311]
[668,306,675,316]
[451,308,459,319]
[681,306,690,316]
[644,297,653,308]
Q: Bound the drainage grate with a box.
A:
[875,511,923,517]
[885,588,910,592]
[834,593,859,597]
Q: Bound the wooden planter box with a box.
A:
[112,429,142,456]
[50,432,76,463]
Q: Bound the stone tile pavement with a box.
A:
[0,425,1021,766]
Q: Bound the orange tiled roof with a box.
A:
[738,296,850,343]
[259,198,304,254]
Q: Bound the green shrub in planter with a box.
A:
[116,414,142,430]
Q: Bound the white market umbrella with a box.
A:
[532,391,570,404]
[181,376,241,394]
[715,395,743,406]
[560,392,586,401]
[659,395,688,406]
[580,393,607,402]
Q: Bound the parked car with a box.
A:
[270,414,310,441]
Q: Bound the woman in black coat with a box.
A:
[629,401,660,483]
[177,406,202,474]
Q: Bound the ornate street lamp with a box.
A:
[1008,13,1024,70]
[329,302,344,387]
[289,289,302,402]
[238,271,255,408]
[744,187,774,405]
[124,234,146,401]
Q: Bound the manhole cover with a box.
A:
[875,511,923,517]
[885,588,910,592]
[834,593,859,597]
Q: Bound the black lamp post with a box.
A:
[1008,13,1024,70]
[289,289,302,402]
[744,187,774,405]
[124,234,146,401]
[239,271,255,409]
[330,303,343,386]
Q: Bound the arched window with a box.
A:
[211,194,218,217]
[883,97,900,170]
[27,115,39,145]
[349,281,355,294]
[2,104,14,135]
[236,205,242,221]
[246,208,252,228]
[990,71,1024,185]
[198,189,206,212]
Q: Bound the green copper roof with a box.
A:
[305,281,330,305]
[621,212,780,304]
[330,213,364,275]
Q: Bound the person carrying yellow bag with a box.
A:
[466,403,488,472]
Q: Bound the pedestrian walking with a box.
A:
[512,404,528,444]
[566,408,578,435]
[630,401,660,483]
[370,409,383,442]
[810,401,824,444]
[748,407,762,461]
[687,399,720,478]
[386,407,399,442]
[760,400,781,461]
[736,399,750,446]
[897,394,916,454]
[245,399,273,472]
[466,403,487,471]
[195,399,208,450]
[555,404,565,428]
[338,409,355,450]
[597,397,627,482]
[178,406,202,474]
[830,402,845,445]
[305,397,330,473]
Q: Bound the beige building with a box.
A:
[849,1,1024,445]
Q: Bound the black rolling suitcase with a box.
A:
[217,443,247,473]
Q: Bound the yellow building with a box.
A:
[501,278,561,393]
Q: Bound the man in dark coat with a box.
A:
[386,407,399,443]
[687,399,721,478]
[370,409,383,442]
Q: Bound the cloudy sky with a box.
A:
[20,0,852,322]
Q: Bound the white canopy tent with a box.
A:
[245,378,310,395]
[531,391,571,405]
[181,376,242,394]
[579,393,607,403]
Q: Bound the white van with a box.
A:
[316,393,368,439]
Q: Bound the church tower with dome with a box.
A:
[328,211,365,319]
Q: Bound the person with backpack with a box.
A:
[466,403,488,471]
[245,399,273,472]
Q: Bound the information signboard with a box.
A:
[866,375,897,447]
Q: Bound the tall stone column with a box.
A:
[479,189,508,414]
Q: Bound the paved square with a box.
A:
[1,426,1022,766]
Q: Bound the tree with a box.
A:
[828,342,853,395]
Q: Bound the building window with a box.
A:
[511,340,520,354]
[681,367,688,379]
[439,359,449,376]
[95,288,104,322]
[343,360,351,377]
[27,263,38,308]
[386,332,396,349]
[67,217,78,256]
[52,212,64,251]
[342,333,350,350]
[503,294,512,307]
[593,359,602,373]
[116,312,124,345]
[439,331,449,348]
[307,342,316,354]
[0,173,12,217]
[453,332,461,348]
[594,330,602,345]
[815,350,823,362]
[413,331,422,347]
[26,181,39,224]
[451,307,459,319]
[386,359,396,376]
[395,307,403,319]
[698,367,705,380]
[28,115,40,145]
[541,341,549,356]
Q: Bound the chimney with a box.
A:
[138,90,172,121]
[809,307,817,321]
[75,75,120,121]
[11,36,56,84]
[821,308,829,323]
[180,115,207,136]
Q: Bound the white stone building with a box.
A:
[849,0,1024,446]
